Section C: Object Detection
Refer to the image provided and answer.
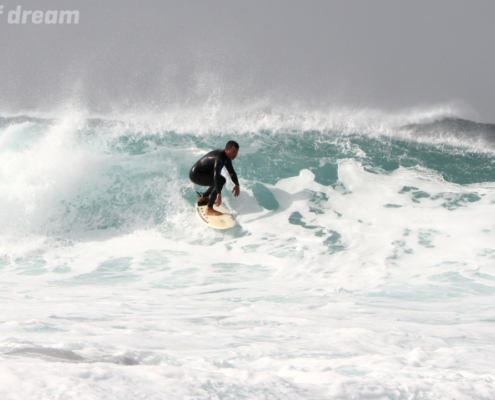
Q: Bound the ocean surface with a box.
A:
[0,107,494,399]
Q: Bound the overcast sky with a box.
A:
[0,0,494,121]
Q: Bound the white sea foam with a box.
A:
[0,111,494,399]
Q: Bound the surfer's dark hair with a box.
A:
[225,140,239,149]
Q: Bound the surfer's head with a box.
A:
[225,141,239,160]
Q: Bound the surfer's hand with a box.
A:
[232,185,240,197]
[215,194,222,206]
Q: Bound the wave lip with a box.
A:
[400,117,495,148]
[0,109,494,256]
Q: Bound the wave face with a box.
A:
[0,108,494,399]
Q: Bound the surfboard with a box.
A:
[195,199,237,229]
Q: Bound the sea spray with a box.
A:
[0,108,494,399]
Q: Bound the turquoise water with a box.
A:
[1,115,492,238]
[0,112,494,399]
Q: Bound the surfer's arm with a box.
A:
[225,160,239,186]
[225,160,240,197]
[232,185,240,197]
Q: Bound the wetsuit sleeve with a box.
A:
[225,159,239,186]
[213,156,225,192]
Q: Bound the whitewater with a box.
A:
[0,106,494,399]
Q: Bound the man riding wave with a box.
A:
[189,141,240,216]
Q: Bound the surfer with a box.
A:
[189,141,241,216]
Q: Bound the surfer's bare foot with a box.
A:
[198,196,209,202]
[206,207,222,216]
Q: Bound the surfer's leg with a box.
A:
[198,186,213,204]
[190,170,215,202]
[207,189,217,208]
[207,176,226,209]
[197,187,212,204]
[202,186,213,198]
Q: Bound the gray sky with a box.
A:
[1,0,494,121]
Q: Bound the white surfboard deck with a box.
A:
[195,199,237,229]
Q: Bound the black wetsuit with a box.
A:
[189,149,239,208]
